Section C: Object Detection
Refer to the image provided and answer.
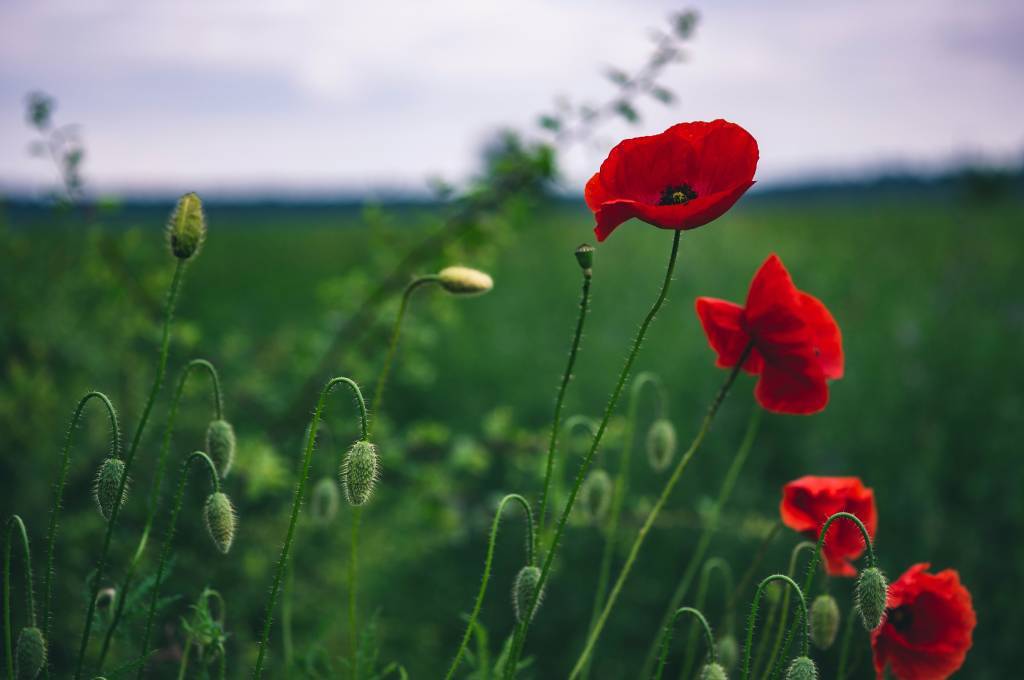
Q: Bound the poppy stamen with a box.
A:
[658,183,698,205]
[888,605,913,633]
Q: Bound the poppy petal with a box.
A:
[694,297,762,373]
[755,354,828,415]
[799,292,844,379]
[689,121,759,195]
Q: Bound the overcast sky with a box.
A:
[1,0,1022,196]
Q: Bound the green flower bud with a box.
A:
[717,634,739,671]
[437,266,493,295]
[856,567,888,631]
[310,477,340,524]
[15,626,46,680]
[341,440,379,506]
[785,656,818,680]
[700,662,728,680]
[93,458,128,521]
[166,192,206,260]
[809,594,840,650]
[95,587,117,614]
[204,492,237,554]
[512,565,543,625]
[205,419,236,479]
[645,418,678,472]
[574,243,595,273]
[579,469,612,523]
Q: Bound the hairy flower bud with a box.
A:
[310,477,340,524]
[94,458,128,521]
[856,567,888,631]
[166,192,206,260]
[645,418,677,472]
[437,266,493,295]
[809,594,840,650]
[785,656,818,680]
[512,565,543,625]
[700,663,728,680]
[95,587,117,613]
[15,626,46,680]
[204,492,237,554]
[579,469,612,523]
[206,419,236,478]
[341,440,379,506]
[574,243,595,274]
[717,634,739,671]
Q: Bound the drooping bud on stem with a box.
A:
[341,440,379,506]
[15,626,46,680]
[785,656,818,680]
[579,469,612,523]
[204,492,237,554]
[512,565,543,625]
[717,634,739,671]
[646,418,678,472]
[95,587,117,614]
[574,243,595,276]
[166,192,206,260]
[699,663,728,680]
[93,458,128,521]
[205,419,236,478]
[855,567,888,631]
[437,266,493,295]
[310,477,340,524]
[809,594,840,650]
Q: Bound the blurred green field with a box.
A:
[1,179,1022,678]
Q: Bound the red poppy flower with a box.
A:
[584,119,758,242]
[695,253,843,414]
[779,476,876,577]
[871,563,976,680]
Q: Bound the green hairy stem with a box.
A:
[741,574,809,680]
[678,558,734,680]
[4,515,36,680]
[653,607,715,680]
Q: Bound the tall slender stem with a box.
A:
[567,343,753,679]
[252,377,369,678]
[41,391,119,666]
[74,258,185,680]
[679,558,734,680]
[97,359,221,669]
[835,601,856,680]
[4,516,36,680]
[349,506,362,680]
[537,270,592,541]
[654,607,715,680]
[640,407,761,678]
[741,574,809,680]
[136,451,220,678]
[504,230,683,678]
[282,560,294,678]
[758,542,815,677]
[444,494,534,680]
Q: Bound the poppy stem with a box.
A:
[502,229,683,678]
[4,515,36,680]
[758,541,816,678]
[740,574,810,680]
[678,558,735,680]
[653,607,716,680]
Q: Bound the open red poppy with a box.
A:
[779,476,877,577]
[695,253,843,414]
[871,563,976,680]
[584,119,758,242]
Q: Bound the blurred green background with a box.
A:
[2,171,1022,677]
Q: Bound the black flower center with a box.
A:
[888,605,913,633]
[659,183,698,205]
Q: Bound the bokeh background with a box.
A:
[2,1,1022,678]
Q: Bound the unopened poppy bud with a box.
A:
[645,418,677,472]
[512,565,543,624]
[700,663,728,680]
[166,192,206,260]
[579,469,612,523]
[15,626,46,680]
[341,440,379,506]
[204,492,236,554]
[809,594,840,649]
[310,477,340,524]
[717,634,739,670]
[574,243,594,274]
[785,656,818,680]
[856,567,888,631]
[94,458,128,521]
[437,266,493,295]
[95,587,117,613]
[205,420,236,478]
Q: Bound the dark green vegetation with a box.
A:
[1,177,1021,678]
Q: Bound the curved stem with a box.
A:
[504,229,683,678]
[98,359,222,670]
[679,558,734,680]
[537,270,592,542]
[584,373,663,679]
[758,542,815,678]
[741,575,809,680]
[4,516,36,680]
[566,343,753,680]
[42,391,119,658]
[75,258,185,680]
[136,452,220,677]
[369,276,439,429]
[640,407,762,678]
[444,494,534,680]
[654,607,715,680]
[251,376,368,678]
